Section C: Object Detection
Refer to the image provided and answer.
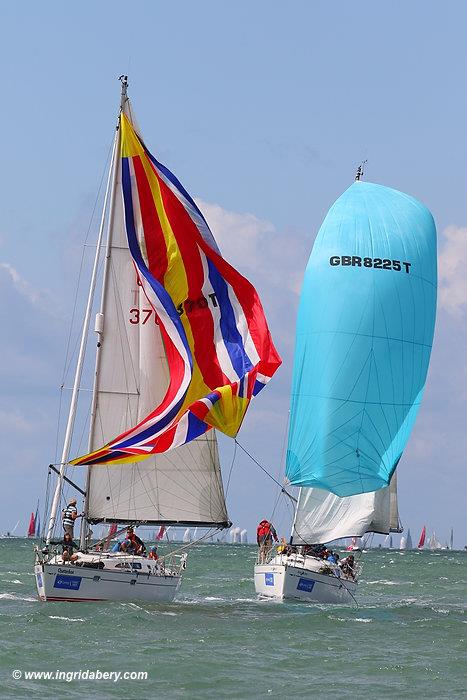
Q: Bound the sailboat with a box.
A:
[255,172,437,603]
[2,520,21,539]
[34,77,280,603]
[417,526,426,549]
[27,512,36,538]
[428,532,442,550]
[405,528,413,550]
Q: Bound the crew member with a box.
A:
[62,498,79,537]
[256,519,278,564]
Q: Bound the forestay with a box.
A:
[286,182,437,497]
[292,473,400,545]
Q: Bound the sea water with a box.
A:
[0,539,465,699]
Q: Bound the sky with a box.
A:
[1,1,466,547]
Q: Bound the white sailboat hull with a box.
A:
[34,553,182,603]
[254,555,358,604]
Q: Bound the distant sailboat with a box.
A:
[428,532,442,550]
[34,502,41,537]
[27,512,36,538]
[399,536,406,550]
[255,173,437,603]
[2,520,21,539]
[417,526,426,549]
[230,527,241,544]
[406,529,413,550]
[450,527,454,550]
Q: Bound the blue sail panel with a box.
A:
[286,182,437,497]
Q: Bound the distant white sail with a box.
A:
[230,527,241,544]
[428,532,442,550]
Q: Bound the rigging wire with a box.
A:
[234,439,296,504]
[223,439,237,498]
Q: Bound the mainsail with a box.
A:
[292,473,401,545]
[286,182,437,497]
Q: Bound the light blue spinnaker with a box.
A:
[286,181,437,497]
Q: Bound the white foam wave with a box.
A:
[49,615,85,622]
[333,616,372,623]
[0,593,36,601]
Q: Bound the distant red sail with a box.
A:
[27,512,36,537]
[156,526,166,541]
[417,525,426,548]
[104,523,118,551]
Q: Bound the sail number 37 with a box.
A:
[129,293,219,324]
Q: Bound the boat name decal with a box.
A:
[265,573,275,586]
[330,256,411,273]
[57,568,75,574]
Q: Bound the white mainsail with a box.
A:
[292,473,400,545]
[84,103,228,528]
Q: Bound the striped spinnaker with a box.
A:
[72,114,281,466]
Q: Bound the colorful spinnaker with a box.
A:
[72,113,281,466]
[286,181,437,497]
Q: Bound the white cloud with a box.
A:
[438,225,467,315]
[0,261,55,312]
[195,198,310,295]
[0,408,52,436]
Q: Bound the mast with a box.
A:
[79,77,128,549]
[354,159,367,181]
[45,78,126,545]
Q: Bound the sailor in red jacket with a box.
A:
[256,519,278,563]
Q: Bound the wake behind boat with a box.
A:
[35,77,281,603]
[255,168,437,603]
